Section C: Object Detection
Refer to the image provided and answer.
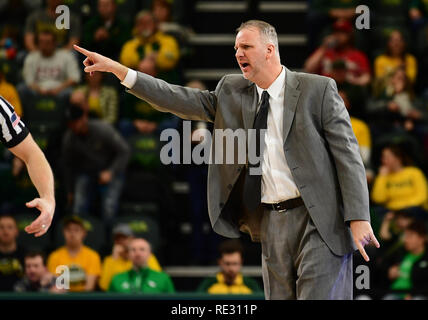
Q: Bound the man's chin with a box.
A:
[242,71,253,81]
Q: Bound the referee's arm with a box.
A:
[9,134,55,237]
[0,96,55,237]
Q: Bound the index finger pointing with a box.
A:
[74,45,91,57]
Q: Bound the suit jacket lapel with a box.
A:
[241,84,258,157]
[283,68,300,143]
[240,68,300,145]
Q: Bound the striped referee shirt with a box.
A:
[0,96,29,148]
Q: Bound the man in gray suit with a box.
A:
[74,19,379,300]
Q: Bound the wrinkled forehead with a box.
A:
[235,27,262,45]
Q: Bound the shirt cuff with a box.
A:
[120,69,137,89]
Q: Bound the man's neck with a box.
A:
[66,244,83,256]
[224,275,237,286]
[133,264,147,272]
[391,165,403,173]
[41,52,55,59]
[255,64,283,89]
[0,242,17,254]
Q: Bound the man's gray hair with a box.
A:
[236,20,280,58]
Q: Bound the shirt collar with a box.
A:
[256,65,285,102]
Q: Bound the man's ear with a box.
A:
[266,44,275,58]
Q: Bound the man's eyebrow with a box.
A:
[234,43,251,49]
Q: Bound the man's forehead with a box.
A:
[131,239,150,248]
[26,256,43,262]
[222,251,242,259]
[0,217,16,225]
[235,27,260,42]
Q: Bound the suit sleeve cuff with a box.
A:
[120,69,137,89]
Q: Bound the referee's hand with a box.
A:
[24,198,55,237]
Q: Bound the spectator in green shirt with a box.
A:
[384,221,428,299]
[109,238,174,293]
[197,240,262,295]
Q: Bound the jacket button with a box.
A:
[219,202,224,208]
[227,184,233,190]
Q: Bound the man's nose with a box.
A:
[235,48,243,58]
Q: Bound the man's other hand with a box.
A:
[350,220,380,262]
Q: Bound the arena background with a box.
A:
[0,0,427,300]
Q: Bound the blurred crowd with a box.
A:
[0,0,258,295]
[306,0,428,299]
[0,0,427,298]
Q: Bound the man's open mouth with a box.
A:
[241,62,250,69]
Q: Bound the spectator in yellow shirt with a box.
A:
[47,216,101,292]
[99,223,162,291]
[0,62,22,116]
[371,145,428,211]
[197,240,262,295]
[374,30,417,85]
[119,10,180,80]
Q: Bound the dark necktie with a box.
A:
[243,90,270,212]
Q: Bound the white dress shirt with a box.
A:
[121,69,138,88]
[255,66,300,203]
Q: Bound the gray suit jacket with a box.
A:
[128,67,370,256]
